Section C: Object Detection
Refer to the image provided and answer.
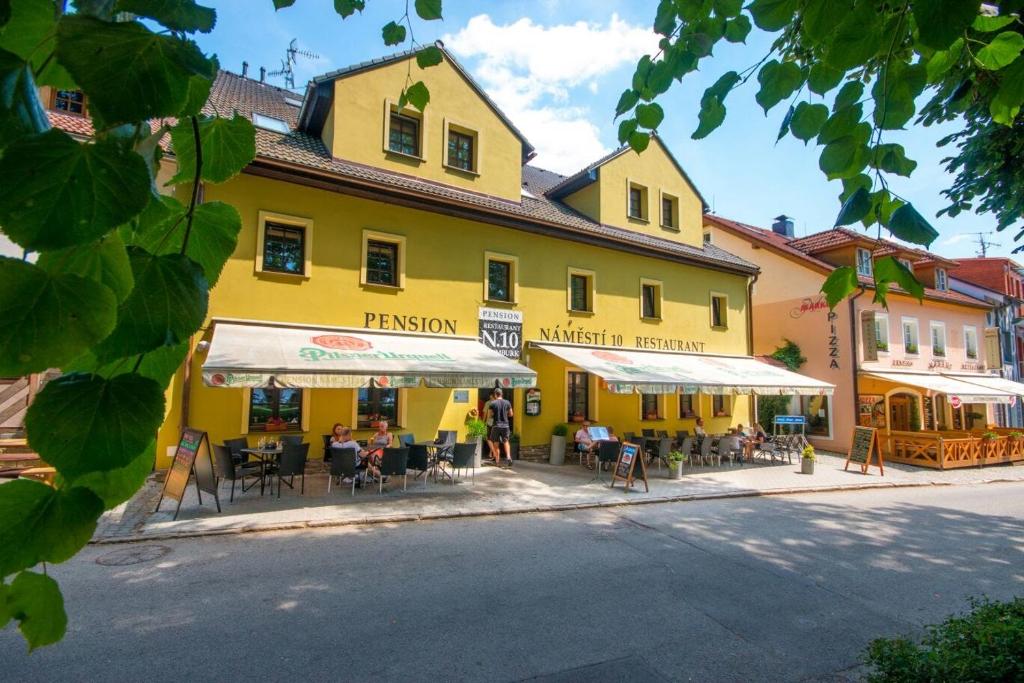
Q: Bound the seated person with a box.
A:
[367,420,392,464]
[744,422,768,459]
[694,417,707,438]
[575,421,595,468]
[331,426,378,485]
[605,426,620,443]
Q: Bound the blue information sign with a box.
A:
[773,415,807,425]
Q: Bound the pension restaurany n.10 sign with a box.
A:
[479,308,523,359]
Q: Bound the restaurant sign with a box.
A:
[479,308,523,359]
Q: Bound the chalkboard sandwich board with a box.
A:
[610,442,648,492]
[156,428,221,520]
[845,426,884,475]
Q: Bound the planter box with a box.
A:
[801,458,815,475]
[510,441,520,461]
[550,435,566,465]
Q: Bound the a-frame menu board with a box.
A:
[610,442,648,492]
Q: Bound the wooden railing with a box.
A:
[881,430,1024,469]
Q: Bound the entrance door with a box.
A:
[477,388,514,433]
[890,395,911,431]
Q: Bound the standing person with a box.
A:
[483,390,498,465]
[488,388,514,467]
[694,417,706,438]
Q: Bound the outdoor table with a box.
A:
[241,446,283,495]
[414,441,453,482]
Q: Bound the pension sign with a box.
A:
[479,308,523,359]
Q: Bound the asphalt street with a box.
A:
[3,483,1023,682]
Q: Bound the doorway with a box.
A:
[889,394,914,432]
[477,388,515,433]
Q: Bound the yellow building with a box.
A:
[46,46,833,468]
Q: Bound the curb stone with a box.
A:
[86,478,1003,545]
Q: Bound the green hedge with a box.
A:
[865,597,1024,682]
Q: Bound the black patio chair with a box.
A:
[275,442,309,498]
[212,444,262,502]
[678,437,695,466]
[223,437,250,465]
[280,434,304,446]
[675,430,690,444]
[656,430,669,439]
[596,441,620,483]
[406,444,430,487]
[328,446,359,496]
[641,428,656,438]
[450,442,477,484]
[653,437,672,470]
[321,435,332,463]
[623,432,636,444]
[434,430,457,463]
[398,433,416,448]
[377,447,409,494]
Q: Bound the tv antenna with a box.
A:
[267,39,320,89]
[967,231,1000,257]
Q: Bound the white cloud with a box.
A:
[940,233,972,246]
[444,14,657,174]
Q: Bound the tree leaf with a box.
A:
[825,0,888,70]
[125,198,241,286]
[874,255,924,305]
[628,130,650,152]
[872,61,926,129]
[617,117,638,145]
[871,143,917,176]
[67,340,188,388]
[914,0,980,50]
[415,45,443,69]
[403,80,429,112]
[819,134,869,179]
[614,89,640,117]
[115,0,216,33]
[69,441,156,509]
[654,0,677,35]
[975,31,1024,71]
[0,258,117,376]
[818,103,864,144]
[25,373,166,479]
[821,266,860,309]
[835,186,872,225]
[802,0,851,43]
[0,129,151,251]
[972,15,1015,32]
[6,571,67,651]
[381,20,406,46]
[692,96,726,139]
[414,0,442,21]
[0,47,49,154]
[723,14,751,42]
[808,62,844,94]
[833,81,864,111]
[333,0,365,18]
[0,0,75,88]
[272,0,296,7]
[926,38,964,82]
[776,104,794,141]
[635,102,664,129]
[748,0,797,31]
[56,15,214,125]
[790,102,829,141]
[36,233,134,303]
[0,479,103,576]
[93,248,208,362]
[0,0,9,27]
[990,57,1024,125]
[887,203,939,247]
[168,114,256,185]
[755,60,804,112]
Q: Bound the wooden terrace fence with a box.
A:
[883,429,1024,469]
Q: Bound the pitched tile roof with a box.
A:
[706,214,990,308]
[786,227,876,253]
[45,69,757,275]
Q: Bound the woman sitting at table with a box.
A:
[743,422,768,460]
[605,427,620,443]
[575,421,595,469]
[330,425,376,486]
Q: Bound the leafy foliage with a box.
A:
[865,597,1024,682]
[623,1,1024,308]
[0,0,446,651]
[769,339,806,371]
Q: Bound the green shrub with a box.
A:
[465,419,487,439]
[865,597,1024,682]
[552,423,568,437]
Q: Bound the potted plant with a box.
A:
[1008,431,1023,439]
[666,450,687,480]
[800,444,816,474]
[466,418,487,467]
[550,423,568,465]
[509,433,521,461]
[981,431,999,440]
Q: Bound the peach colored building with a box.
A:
[705,216,1003,456]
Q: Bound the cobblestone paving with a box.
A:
[92,451,1024,542]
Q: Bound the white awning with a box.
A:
[944,373,1024,400]
[861,370,1014,404]
[533,343,834,395]
[202,321,536,389]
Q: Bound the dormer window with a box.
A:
[935,267,948,291]
[388,112,420,157]
[856,248,873,277]
[253,113,289,133]
[52,89,86,115]
[899,258,913,272]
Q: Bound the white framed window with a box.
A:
[935,267,948,291]
[659,191,679,230]
[875,312,890,353]
[702,231,712,245]
[443,118,480,175]
[964,326,979,360]
[567,267,596,313]
[856,248,873,276]
[483,252,518,304]
[899,258,913,272]
[382,99,426,161]
[360,229,406,289]
[710,292,728,329]
[255,210,313,278]
[253,113,289,133]
[930,321,946,357]
[639,278,662,320]
[902,317,920,355]
[626,180,648,221]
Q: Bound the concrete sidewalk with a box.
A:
[93,451,1024,542]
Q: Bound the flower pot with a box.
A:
[510,441,520,461]
[549,435,566,465]
[669,462,683,480]
[801,457,815,475]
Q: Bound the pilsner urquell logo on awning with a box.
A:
[299,334,456,362]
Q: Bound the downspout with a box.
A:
[848,286,867,442]
[747,270,760,426]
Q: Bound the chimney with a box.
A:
[772,214,795,238]
[242,61,248,77]
[259,66,266,83]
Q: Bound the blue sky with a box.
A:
[196,1,1015,259]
